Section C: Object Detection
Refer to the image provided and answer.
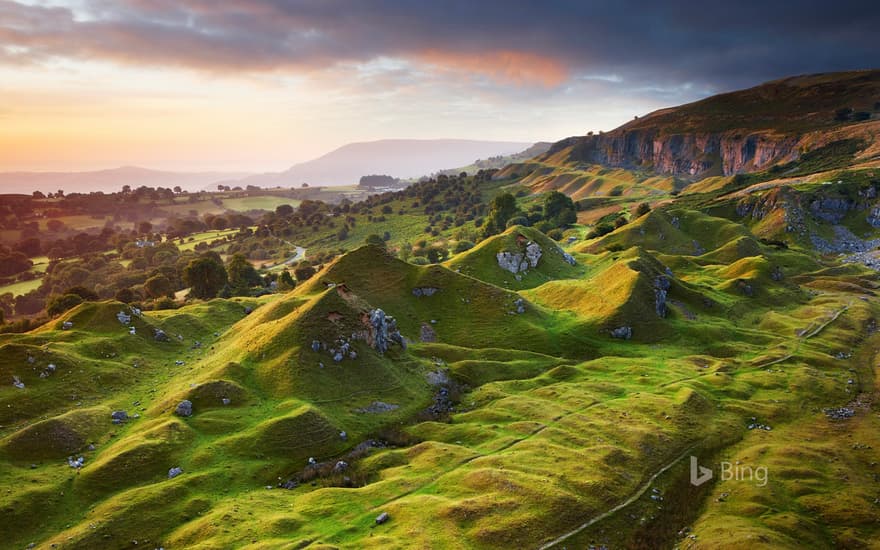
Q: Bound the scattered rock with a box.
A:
[356,401,400,414]
[67,456,84,469]
[12,376,25,389]
[654,276,670,318]
[116,311,131,325]
[311,340,321,352]
[610,326,633,340]
[562,252,577,266]
[412,287,440,297]
[243,306,253,315]
[369,308,405,354]
[375,512,390,525]
[770,266,784,281]
[221,398,231,406]
[278,479,298,489]
[153,328,169,342]
[111,410,129,424]
[514,298,526,314]
[339,431,347,440]
[824,407,855,420]
[61,321,73,330]
[333,460,348,473]
[174,400,193,417]
[420,323,437,343]
[168,467,183,479]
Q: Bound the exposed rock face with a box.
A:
[553,129,801,177]
[368,309,405,354]
[610,326,633,339]
[174,400,193,417]
[654,276,671,318]
[497,241,543,274]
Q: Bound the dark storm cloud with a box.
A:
[1,0,878,90]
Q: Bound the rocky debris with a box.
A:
[221,398,231,406]
[426,387,454,418]
[562,251,577,266]
[356,401,399,414]
[747,417,772,431]
[426,368,450,386]
[308,457,317,466]
[12,376,25,389]
[168,467,183,479]
[174,400,193,417]
[412,287,440,297]
[175,360,185,366]
[810,197,853,224]
[369,309,405,354]
[243,306,253,315]
[610,326,633,340]
[670,216,681,229]
[654,276,670,318]
[770,265,784,281]
[375,512,390,525]
[278,479,298,489]
[514,298,526,314]
[39,363,57,379]
[311,340,321,352]
[111,410,129,424]
[735,279,755,297]
[116,310,131,325]
[420,323,437,343]
[129,326,137,335]
[67,456,84,469]
[339,431,347,440]
[61,321,73,330]
[824,407,855,420]
[153,328,169,342]
[333,460,348,473]
[525,242,542,266]
[692,240,706,255]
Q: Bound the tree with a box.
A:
[227,254,261,294]
[543,191,577,228]
[635,202,652,217]
[183,255,228,299]
[399,242,412,262]
[47,219,65,232]
[138,221,153,235]
[279,270,296,290]
[173,186,182,194]
[65,286,99,301]
[294,264,316,282]
[426,246,449,264]
[275,204,294,217]
[144,275,174,299]
[32,190,45,199]
[483,193,519,237]
[365,234,386,249]
[46,293,83,316]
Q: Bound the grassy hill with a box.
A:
[3,70,880,548]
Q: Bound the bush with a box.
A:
[453,240,475,253]
[506,216,530,228]
[635,202,651,217]
[547,229,563,241]
[587,223,614,239]
[46,293,83,316]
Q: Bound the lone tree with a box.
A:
[227,254,261,295]
[483,193,520,237]
[144,275,174,299]
[183,253,228,299]
[543,191,577,228]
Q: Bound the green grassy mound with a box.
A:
[1,406,109,460]
[446,225,583,290]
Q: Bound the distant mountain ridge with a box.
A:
[0,166,249,195]
[229,139,533,188]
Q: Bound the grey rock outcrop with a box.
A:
[174,400,193,417]
[111,410,129,424]
[412,287,440,297]
[168,467,183,479]
[369,309,405,354]
[610,326,633,340]
[654,276,670,318]
[497,241,543,274]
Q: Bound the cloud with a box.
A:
[0,0,878,93]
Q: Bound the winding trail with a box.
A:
[754,303,850,369]
[537,447,695,550]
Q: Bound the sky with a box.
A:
[1,0,878,172]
